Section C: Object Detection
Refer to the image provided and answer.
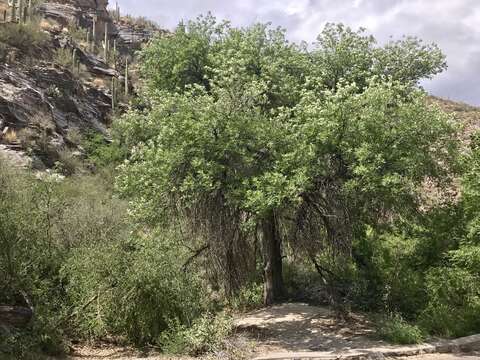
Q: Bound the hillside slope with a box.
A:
[0,0,162,170]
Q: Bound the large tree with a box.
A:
[117,16,457,304]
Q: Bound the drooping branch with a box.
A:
[182,244,210,272]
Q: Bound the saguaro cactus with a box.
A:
[112,39,117,68]
[115,2,120,21]
[10,0,17,22]
[125,58,129,97]
[92,14,97,49]
[104,22,108,61]
[18,0,23,23]
[27,0,31,22]
[72,48,77,74]
[111,77,116,110]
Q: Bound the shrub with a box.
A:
[55,148,82,175]
[62,230,208,346]
[0,23,48,55]
[419,264,480,337]
[376,313,425,345]
[283,261,326,304]
[351,230,429,317]
[230,282,264,311]
[53,47,74,68]
[0,159,129,358]
[82,131,127,168]
[0,42,8,62]
[159,311,233,355]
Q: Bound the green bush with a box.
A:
[62,231,208,346]
[0,23,48,55]
[419,264,480,337]
[82,131,127,168]
[0,159,129,357]
[376,313,425,345]
[53,47,74,68]
[55,148,83,175]
[351,230,429,317]
[283,261,325,303]
[159,311,233,355]
[230,282,264,311]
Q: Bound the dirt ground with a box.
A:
[61,303,479,360]
[234,302,386,354]
[393,355,480,360]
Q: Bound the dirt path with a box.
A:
[234,303,387,354]
[393,355,480,360]
[234,303,480,359]
[62,303,479,360]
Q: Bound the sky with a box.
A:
[116,0,480,106]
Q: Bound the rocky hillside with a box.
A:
[431,97,480,143]
[0,0,162,171]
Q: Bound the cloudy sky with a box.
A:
[116,0,480,106]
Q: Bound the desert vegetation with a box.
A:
[1,13,480,360]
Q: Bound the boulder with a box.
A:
[0,306,33,328]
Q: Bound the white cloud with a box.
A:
[117,0,480,105]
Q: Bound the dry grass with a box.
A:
[39,18,60,32]
[92,77,109,90]
[2,128,17,143]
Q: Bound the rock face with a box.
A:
[116,23,155,45]
[0,0,163,169]
[38,0,115,39]
[0,63,111,168]
[55,34,119,77]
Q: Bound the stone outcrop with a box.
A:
[116,23,155,45]
[55,34,119,77]
[0,306,33,328]
[0,63,111,168]
[37,0,116,39]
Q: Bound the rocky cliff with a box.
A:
[0,0,161,170]
[38,0,114,39]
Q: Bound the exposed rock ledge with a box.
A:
[0,63,111,168]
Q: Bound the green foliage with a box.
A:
[230,282,264,311]
[0,22,48,55]
[0,159,129,357]
[53,47,74,68]
[62,231,207,346]
[120,16,456,224]
[352,228,429,316]
[312,24,446,90]
[462,132,480,241]
[118,15,458,318]
[412,132,480,337]
[159,311,233,355]
[82,131,127,168]
[376,313,425,345]
[283,262,325,303]
[419,250,480,337]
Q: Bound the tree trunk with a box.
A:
[262,212,284,306]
